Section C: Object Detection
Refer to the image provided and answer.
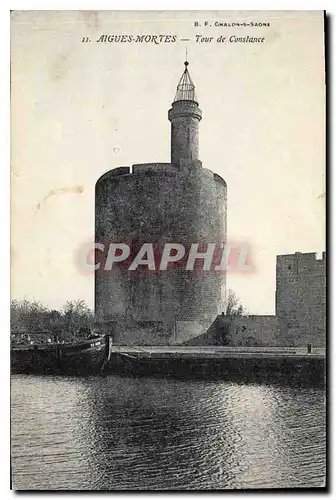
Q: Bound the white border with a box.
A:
[3,2,333,498]
[2,1,335,10]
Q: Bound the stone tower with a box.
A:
[276,252,326,346]
[168,61,202,164]
[95,61,227,345]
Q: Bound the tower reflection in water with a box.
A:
[11,375,326,490]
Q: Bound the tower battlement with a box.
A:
[96,162,226,185]
[276,251,326,274]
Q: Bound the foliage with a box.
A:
[216,290,247,346]
[10,298,94,340]
[225,289,246,316]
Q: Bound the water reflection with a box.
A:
[11,375,326,490]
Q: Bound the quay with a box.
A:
[105,346,326,385]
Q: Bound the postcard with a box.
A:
[10,10,326,490]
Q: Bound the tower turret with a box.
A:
[168,61,202,165]
[95,59,226,345]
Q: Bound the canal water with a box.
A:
[11,375,326,490]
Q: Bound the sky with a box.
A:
[11,10,325,314]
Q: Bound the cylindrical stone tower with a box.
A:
[95,61,227,345]
[168,61,202,164]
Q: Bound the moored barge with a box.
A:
[11,333,112,375]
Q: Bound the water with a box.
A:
[11,375,326,490]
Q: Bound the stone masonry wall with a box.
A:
[276,252,326,346]
[95,161,227,345]
[230,315,280,346]
[184,314,280,346]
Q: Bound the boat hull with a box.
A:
[11,337,109,375]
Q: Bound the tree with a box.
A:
[10,298,48,333]
[225,290,246,316]
[62,300,94,337]
[11,298,94,342]
[46,309,64,334]
[215,290,246,346]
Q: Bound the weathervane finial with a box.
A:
[184,47,188,68]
